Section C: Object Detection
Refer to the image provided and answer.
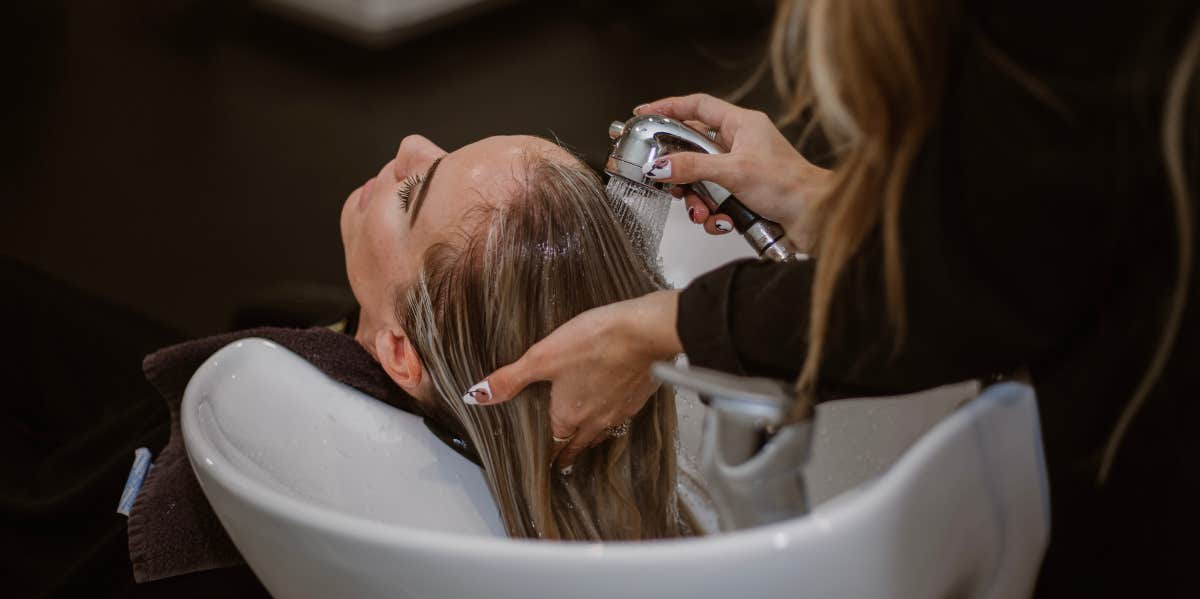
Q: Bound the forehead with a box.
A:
[409,135,578,254]
[437,135,574,199]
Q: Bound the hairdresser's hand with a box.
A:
[464,290,683,469]
[635,93,830,244]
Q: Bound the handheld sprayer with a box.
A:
[604,114,801,262]
[603,115,815,531]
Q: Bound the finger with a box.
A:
[556,423,605,471]
[586,420,622,448]
[465,347,548,406]
[549,409,580,445]
[703,214,735,235]
[684,193,709,224]
[548,389,584,435]
[668,186,685,199]
[586,412,635,449]
[635,93,745,141]
[642,152,747,190]
[683,119,724,147]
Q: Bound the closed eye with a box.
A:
[396,173,423,210]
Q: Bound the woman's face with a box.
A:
[341,134,570,342]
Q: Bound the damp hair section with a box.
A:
[603,176,672,276]
[395,147,699,540]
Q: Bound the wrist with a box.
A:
[780,163,832,250]
[626,289,684,359]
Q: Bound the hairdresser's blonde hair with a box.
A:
[770,0,1198,481]
[768,0,958,406]
[396,152,695,540]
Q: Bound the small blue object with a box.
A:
[116,447,152,516]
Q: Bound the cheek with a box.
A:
[342,237,368,308]
[355,223,387,292]
[342,219,384,306]
[357,216,416,307]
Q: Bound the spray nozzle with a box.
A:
[603,115,800,263]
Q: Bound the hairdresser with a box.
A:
[477,1,1199,595]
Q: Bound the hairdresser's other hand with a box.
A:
[635,93,830,243]
[464,290,683,469]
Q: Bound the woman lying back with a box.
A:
[340,134,699,539]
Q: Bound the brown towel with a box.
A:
[126,326,421,583]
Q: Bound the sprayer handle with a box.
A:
[714,196,758,232]
[715,196,801,263]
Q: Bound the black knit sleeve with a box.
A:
[677,258,814,382]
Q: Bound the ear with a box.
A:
[374,327,426,398]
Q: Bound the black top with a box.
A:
[677,2,1198,595]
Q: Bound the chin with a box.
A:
[339,190,355,243]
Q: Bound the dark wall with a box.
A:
[3,0,778,336]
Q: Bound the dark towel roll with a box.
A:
[127,326,421,583]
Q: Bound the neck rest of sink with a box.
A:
[128,326,420,583]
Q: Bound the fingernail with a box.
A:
[633,103,648,114]
[560,464,575,476]
[715,219,733,233]
[461,380,491,405]
[642,157,672,179]
[687,206,697,223]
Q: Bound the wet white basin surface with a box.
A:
[183,340,1048,598]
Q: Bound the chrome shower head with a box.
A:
[604,115,799,263]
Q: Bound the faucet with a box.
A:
[652,362,815,532]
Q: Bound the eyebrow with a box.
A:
[408,156,444,226]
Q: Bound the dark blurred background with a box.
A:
[3,0,781,337]
[2,3,789,595]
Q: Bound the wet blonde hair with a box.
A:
[395,151,695,540]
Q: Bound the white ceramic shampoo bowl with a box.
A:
[182,339,1048,598]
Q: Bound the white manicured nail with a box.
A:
[462,380,491,405]
[642,157,672,179]
[560,464,575,476]
[715,219,733,233]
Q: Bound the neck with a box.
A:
[354,309,381,362]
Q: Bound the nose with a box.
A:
[393,135,446,174]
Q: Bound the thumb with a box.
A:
[642,152,745,191]
[462,350,546,406]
